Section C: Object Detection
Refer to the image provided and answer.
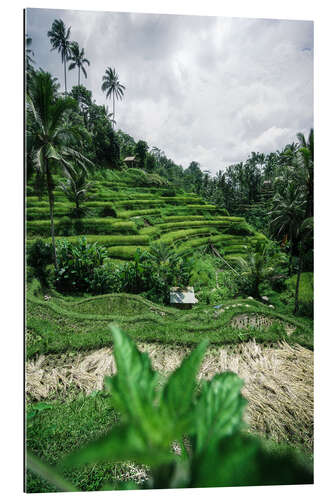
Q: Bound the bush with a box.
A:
[27,239,53,285]
[54,237,108,293]
[89,261,123,294]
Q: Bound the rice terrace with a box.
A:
[25,8,314,493]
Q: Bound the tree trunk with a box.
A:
[64,61,67,94]
[113,92,115,129]
[78,66,80,86]
[294,254,302,314]
[46,163,57,269]
[288,247,293,277]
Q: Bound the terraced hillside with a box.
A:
[26,168,267,262]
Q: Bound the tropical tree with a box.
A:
[59,167,92,217]
[269,183,306,275]
[230,242,276,299]
[135,140,149,169]
[68,41,90,86]
[27,71,92,265]
[294,217,313,314]
[47,19,72,94]
[25,35,35,90]
[101,67,125,129]
[295,129,314,219]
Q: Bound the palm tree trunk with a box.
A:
[64,61,67,94]
[45,162,57,269]
[113,92,115,130]
[294,253,302,314]
[288,248,293,277]
[78,66,80,86]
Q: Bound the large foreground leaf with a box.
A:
[193,371,246,454]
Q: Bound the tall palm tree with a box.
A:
[47,19,72,94]
[269,183,306,275]
[68,41,90,86]
[296,129,314,219]
[27,71,92,266]
[25,35,35,91]
[101,67,125,129]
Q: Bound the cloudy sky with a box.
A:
[26,8,313,174]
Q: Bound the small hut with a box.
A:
[123,156,137,168]
[170,286,198,310]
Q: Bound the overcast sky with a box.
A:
[26,8,313,174]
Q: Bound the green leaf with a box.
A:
[191,433,313,488]
[162,339,208,421]
[193,371,247,454]
[62,423,173,468]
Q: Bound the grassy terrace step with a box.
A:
[106,245,149,259]
[157,218,247,232]
[26,234,148,248]
[159,227,219,244]
[118,208,162,218]
[27,219,138,237]
[176,234,251,255]
[27,206,71,220]
[26,282,313,358]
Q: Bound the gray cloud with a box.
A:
[26,8,313,174]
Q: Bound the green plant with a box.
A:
[54,237,108,292]
[27,239,53,285]
[27,327,312,491]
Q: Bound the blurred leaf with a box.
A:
[63,423,173,468]
[163,340,208,421]
[193,371,246,454]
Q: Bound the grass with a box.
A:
[26,393,149,492]
[26,337,313,492]
[26,281,313,359]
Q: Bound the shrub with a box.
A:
[54,237,108,293]
[89,261,123,294]
[27,239,53,285]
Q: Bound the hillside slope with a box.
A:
[26,168,267,262]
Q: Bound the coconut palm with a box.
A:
[59,167,92,217]
[47,19,72,94]
[27,71,92,265]
[25,35,35,91]
[101,67,125,129]
[68,41,90,86]
[295,129,314,219]
[269,183,306,275]
[230,242,276,299]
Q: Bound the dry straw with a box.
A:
[26,340,313,452]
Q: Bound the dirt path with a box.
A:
[26,341,313,451]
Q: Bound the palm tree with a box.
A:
[269,183,306,275]
[68,41,90,86]
[47,19,72,94]
[59,167,92,217]
[27,71,92,266]
[230,242,275,299]
[296,129,314,219]
[101,67,125,129]
[25,35,35,91]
